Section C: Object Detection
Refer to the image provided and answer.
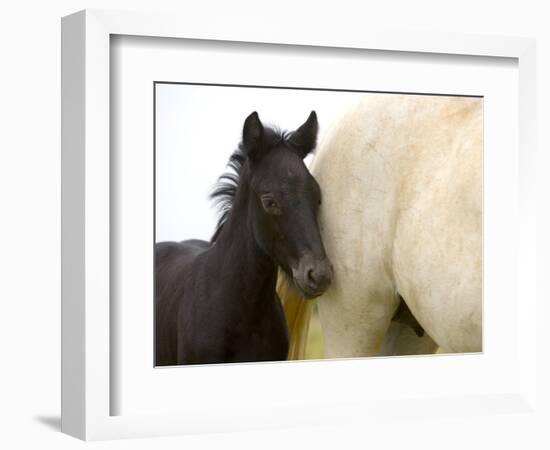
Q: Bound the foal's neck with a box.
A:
[213,209,276,302]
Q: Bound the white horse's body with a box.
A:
[311,94,482,356]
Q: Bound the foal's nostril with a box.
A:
[307,268,316,284]
[307,265,330,290]
[297,258,333,297]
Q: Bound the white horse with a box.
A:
[280,94,482,358]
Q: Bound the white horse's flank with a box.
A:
[309,94,482,357]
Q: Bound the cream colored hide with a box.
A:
[309,94,482,357]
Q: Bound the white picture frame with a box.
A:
[61,9,537,441]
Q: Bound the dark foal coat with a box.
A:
[155,111,332,366]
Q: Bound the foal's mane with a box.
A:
[209,126,292,242]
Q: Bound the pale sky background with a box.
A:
[155,83,364,243]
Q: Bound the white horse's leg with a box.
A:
[312,98,402,358]
[317,280,399,357]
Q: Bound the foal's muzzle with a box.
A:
[292,254,333,298]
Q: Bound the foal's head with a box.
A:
[214,111,333,298]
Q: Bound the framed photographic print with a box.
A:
[61,9,537,441]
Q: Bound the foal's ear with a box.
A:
[290,111,318,158]
[242,111,264,160]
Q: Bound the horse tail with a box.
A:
[276,270,314,360]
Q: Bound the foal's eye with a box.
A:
[260,195,281,215]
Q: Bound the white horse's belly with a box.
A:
[313,94,482,356]
[378,321,439,356]
[392,100,482,352]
